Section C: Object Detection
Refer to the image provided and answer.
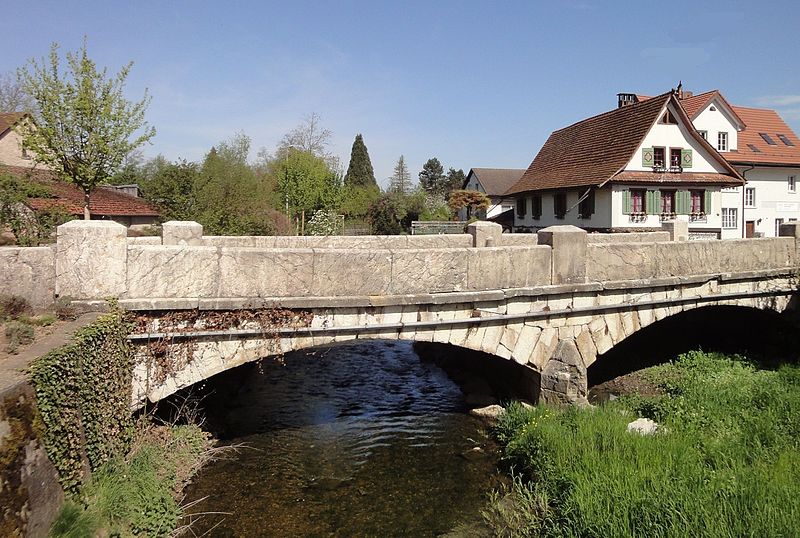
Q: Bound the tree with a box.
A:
[0,72,36,113]
[389,155,412,194]
[139,159,199,221]
[368,193,406,235]
[419,157,445,193]
[448,189,491,219]
[343,134,377,188]
[277,112,338,170]
[276,148,343,234]
[17,41,155,219]
[444,167,466,194]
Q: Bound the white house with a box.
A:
[0,113,38,168]
[461,168,524,220]
[506,91,744,236]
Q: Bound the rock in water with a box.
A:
[469,405,505,424]
[627,417,659,435]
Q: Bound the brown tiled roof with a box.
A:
[468,168,526,196]
[613,171,743,185]
[679,90,745,126]
[0,112,26,137]
[506,93,673,194]
[726,106,800,166]
[1,165,160,217]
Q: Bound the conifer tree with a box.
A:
[343,134,377,188]
[389,155,412,194]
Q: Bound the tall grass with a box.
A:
[50,422,212,538]
[489,351,800,537]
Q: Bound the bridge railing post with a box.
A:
[661,219,689,241]
[467,221,502,247]
[162,221,204,246]
[537,225,587,284]
[55,220,127,300]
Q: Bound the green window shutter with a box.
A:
[622,189,631,214]
[681,149,693,168]
[704,190,712,213]
[646,190,659,214]
[676,190,689,214]
[642,148,654,167]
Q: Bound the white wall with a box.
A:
[738,166,800,237]
[692,98,740,152]
[627,102,730,174]
[463,171,512,219]
[0,129,34,167]
[514,187,612,230]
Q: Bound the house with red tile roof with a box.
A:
[461,168,525,220]
[616,89,800,237]
[0,112,160,227]
[506,91,744,237]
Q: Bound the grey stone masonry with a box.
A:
[162,221,203,246]
[56,220,127,300]
[467,221,503,247]
[662,220,689,241]
[537,225,588,285]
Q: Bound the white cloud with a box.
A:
[755,95,800,107]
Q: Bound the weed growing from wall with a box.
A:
[29,308,134,493]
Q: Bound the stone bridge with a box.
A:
[3,219,799,407]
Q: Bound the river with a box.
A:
[181,340,504,537]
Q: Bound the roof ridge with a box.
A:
[551,91,672,134]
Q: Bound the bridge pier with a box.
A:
[539,339,588,406]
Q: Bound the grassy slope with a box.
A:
[488,351,800,537]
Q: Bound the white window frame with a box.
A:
[789,175,796,194]
[718,132,728,151]
[776,218,784,236]
[722,208,738,229]
[698,130,708,141]
[744,187,756,207]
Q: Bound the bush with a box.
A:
[53,296,77,321]
[0,295,31,319]
[4,320,35,354]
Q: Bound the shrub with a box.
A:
[53,296,77,321]
[4,320,35,354]
[0,295,31,319]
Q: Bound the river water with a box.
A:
[182,340,503,537]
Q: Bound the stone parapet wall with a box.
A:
[197,233,474,249]
[0,246,55,309]
[587,231,670,243]
[586,237,797,282]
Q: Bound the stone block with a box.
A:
[661,219,689,241]
[126,245,219,298]
[530,327,558,369]
[718,238,795,274]
[575,326,598,367]
[512,324,541,365]
[586,243,658,282]
[539,339,587,406]
[56,220,127,299]
[218,248,313,297]
[162,221,204,246]
[313,249,392,296]
[390,248,468,294]
[537,225,587,285]
[466,246,551,290]
[654,241,721,278]
[0,246,55,309]
[467,221,503,247]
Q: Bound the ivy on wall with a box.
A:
[29,308,134,493]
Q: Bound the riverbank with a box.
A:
[487,350,800,536]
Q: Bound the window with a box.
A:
[747,144,762,153]
[631,189,645,213]
[745,187,756,207]
[776,218,785,236]
[653,147,666,168]
[516,197,527,218]
[722,208,738,229]
[670,148,682,168]
[759,133,777,145]
[789,176,796,193]
[661,190,676,214]
[690,190,705,214]
[554,192,567,219]
[579,190,595,219]
[660,110,678,124]
[698,130,708,140]
[718,132,728,151]
[778,134,795,146]
[532,195,542,220]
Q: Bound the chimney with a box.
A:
[617,93,637,108]
[684,91,693,98]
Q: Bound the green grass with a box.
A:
[489,351,800,537]
[50,422,212,538]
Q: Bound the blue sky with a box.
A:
[2,1,799,187]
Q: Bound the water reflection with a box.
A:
[183,340,502,537]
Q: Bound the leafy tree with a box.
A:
[139,159,199,221]
[276,149,343,234]
[389,155,412,194]
[419,157,445,193]
[448,189,491,219]
[18,41,155,219]
[340,184,380,221]
[343,134,377,188]
[277,112,339,170]
[368,193,406,235]
[0,170,73,245]
[444,167,466,194]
